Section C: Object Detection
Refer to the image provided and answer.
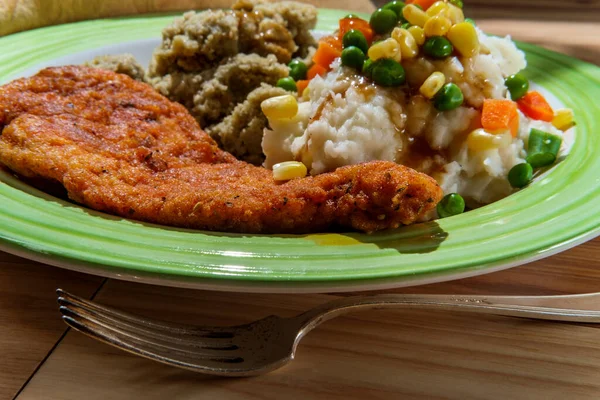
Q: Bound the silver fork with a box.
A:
[57,289,600,377]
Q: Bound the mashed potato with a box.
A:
[262,28,565,209]
[264,60,405,174]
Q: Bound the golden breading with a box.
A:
[0,66,443,233]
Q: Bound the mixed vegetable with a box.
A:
[437,193,466,218]
[266,0,575,219]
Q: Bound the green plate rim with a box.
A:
[0,9,599,290]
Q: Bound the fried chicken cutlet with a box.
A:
[0,66,443,233]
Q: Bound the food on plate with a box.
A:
[206,82,289,165]
[260,0,574,213]
[0,0,575,234]
[85,54,146,81]
[0,66,442,233]
[87,0,318,165]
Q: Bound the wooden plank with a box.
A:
[373,0,600,22]
[463,0,600,22]
[374,237,600,296]
[15,253,600,400]
[0,254,104,400]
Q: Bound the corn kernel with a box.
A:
[552,108,576,131]
[368,38,401,62]
[272,161,308,181]
[391,28,419,59]
[446,4,465,24]
[467,129,511,152]
[302,87,310,100]
[467,129,494,151]
[426,1,449,17]
[402,4,429,28]
[419,71,446,98]
[424,15,452,37]
[407,26,425,46]
[261,94,298,120]
[447,22,480,57]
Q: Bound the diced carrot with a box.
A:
[406,0,438,10]
[296,79,309,96]
[481,99,520,137]
[307,64,327,80]
[312,38,341,69]
[339,17,374,44]
[320,35,342,51]
[517,91,554,122]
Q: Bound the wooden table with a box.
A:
[1,1,599,399]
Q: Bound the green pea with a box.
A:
[508,163,533,188]
[276,77,297,92]
[371,58,406,87]
[437,193,465,218]
[448,0,463,8]
[433,83,464,111]
[341,46,366,70]
[423,36,454,59]
[465,18,476,26]
[382,0,406,18]
[342,29,369,53]
[505,73,529,101]
[362,58,375,78]
[369,8,398,34]
[287,60,308,81]
[343,13,360,19]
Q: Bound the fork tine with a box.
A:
[59,302,238,351]
[56,289,236,337]
[59,304,244,362]
[57,297,237,350]
[61,314,247,375]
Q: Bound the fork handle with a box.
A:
[293,293,600,337]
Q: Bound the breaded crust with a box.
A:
[0,66,443,233]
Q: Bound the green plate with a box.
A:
[0,10,598,293]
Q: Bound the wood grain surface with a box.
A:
[14,239,600,400]
[0,255,103,399]
[461,0,600,21]
[1,0,599,399]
